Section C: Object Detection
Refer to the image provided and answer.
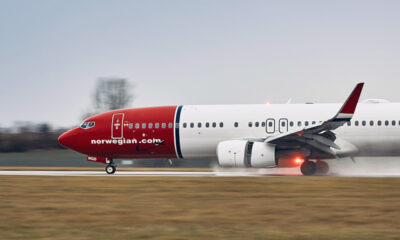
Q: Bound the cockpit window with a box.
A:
[80,121,95,129]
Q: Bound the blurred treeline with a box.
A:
[0,122,67,152]
[1,77,132,153]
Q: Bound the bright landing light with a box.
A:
[294,157,304,165]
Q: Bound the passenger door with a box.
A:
[111,113,124,139]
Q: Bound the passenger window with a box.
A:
[392,120,396,126]
[378,121,382,126]
[183,123,187,128]
[162,123,166,128]
[355,121,359,126]
[129,123,133,129]
[281,121,286,127]
[148,123,153,129]
[362,121,366,126]
[155,123,159,128]
[385,120,389,126]
[370,121,373,126]
[234,122,239,127]
[289,121,293,127]
[190,123,194,128]
[212,122,216,128]
[198,123,202,128]
[220,122,223,128]
[135,123,140,129]
[298,121,302,127]
[168,123,173,128]
[249,122,253,127]
[206,122,210,128]
[255,122,259,127]
[268,122,273,127]
[312,121,316,125]
[347,121,351,126]
[305,121,309,126]
[262,122,266,127]
[142,123,146,129]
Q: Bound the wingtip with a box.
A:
[334,82,365,119]
[356,82,365,89]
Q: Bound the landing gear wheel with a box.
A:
[105,165,116,174]
[300,161,317,176]
[316,161,329,175]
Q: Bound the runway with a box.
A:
[0,171,216,177]
[0,169,302,177]
[1,169,400,177]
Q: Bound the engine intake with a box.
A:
[217,140,277,168]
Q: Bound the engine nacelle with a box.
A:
[217,140,277,168]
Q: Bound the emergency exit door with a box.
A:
[266,118,275,133]
[279,118,288,133]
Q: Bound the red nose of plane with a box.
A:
[58,130,76,149]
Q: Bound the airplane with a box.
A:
[58,83,400,175]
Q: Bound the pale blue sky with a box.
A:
[1,0,400,127]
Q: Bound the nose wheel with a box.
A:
[105,165,116,174]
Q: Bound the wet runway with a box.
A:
[1,169,400,177]
[0,169,301,177]
[0,171,217,177]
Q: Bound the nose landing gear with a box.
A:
[105,165,116,174]
[105,158,116,174]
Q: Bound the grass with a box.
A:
[1,176,400,239]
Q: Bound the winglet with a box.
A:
[332,83,364,121]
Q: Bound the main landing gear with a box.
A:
[105,158,116,174]
[300,160,329,176]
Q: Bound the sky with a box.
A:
[1,0,400,128]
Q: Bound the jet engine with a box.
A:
[217,140,277,168]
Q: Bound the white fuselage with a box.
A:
[177,103,400,158]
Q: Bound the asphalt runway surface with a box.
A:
[1,168,400,177]
[0,170,299,177]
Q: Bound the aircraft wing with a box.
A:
[265,83,364,158]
